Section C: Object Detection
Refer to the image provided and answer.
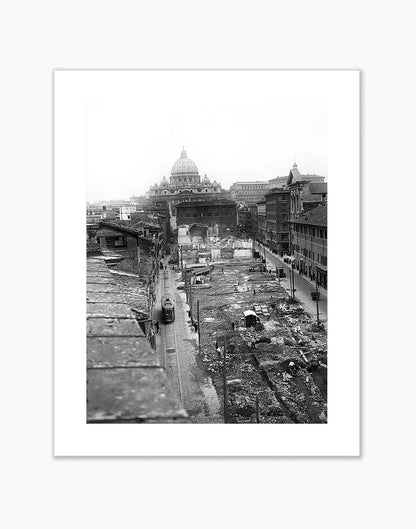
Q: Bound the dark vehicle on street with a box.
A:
[161,295,175,323]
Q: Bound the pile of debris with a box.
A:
[192,259,327,423]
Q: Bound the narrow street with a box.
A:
[154,261,223,423]
[254,242,327,328]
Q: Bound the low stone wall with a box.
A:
[87,258,188,423]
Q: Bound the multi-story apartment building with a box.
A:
[265,188,290,255]
[290,204,327,288]
[229,181,270,206]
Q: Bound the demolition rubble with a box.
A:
[181,238,327,424]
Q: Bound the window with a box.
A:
[113,236,127,248]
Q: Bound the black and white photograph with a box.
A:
[85,78,329,424]
[54,69,359,456]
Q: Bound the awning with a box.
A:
[243,310,257,317]
[193,266,211,275]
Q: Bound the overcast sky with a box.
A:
[86,72,327,202]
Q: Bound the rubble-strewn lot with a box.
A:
[187,258,327,423]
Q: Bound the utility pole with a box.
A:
[188,275,193,323]
[197,299,201,355]
[223,335,228,423]
[291,262,295,299]
[315,269,320,327]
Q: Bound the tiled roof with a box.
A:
[97,221,155,241]
[291,204,327,226]
[131,220,161,230]
[98,220,140,235]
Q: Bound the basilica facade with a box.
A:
[148,148,223,212]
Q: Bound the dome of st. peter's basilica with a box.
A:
[171,148,199,176]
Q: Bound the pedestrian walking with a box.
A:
[231,321,235,331]
[253,288,256,295]
[215,339,219,350]
[155,321,160,333]
[149,328,156,349]
[251,340,256,349]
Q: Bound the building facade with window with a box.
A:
[229,181,270,206]
[286,162,327,219]
[176,199,237,238]
[290,204,327,288]
[256,200,267,244]
[265,188,290,255]
[96,221,160,277]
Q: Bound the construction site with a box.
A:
[179,237,328,424]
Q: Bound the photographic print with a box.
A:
[55,70,359,454]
